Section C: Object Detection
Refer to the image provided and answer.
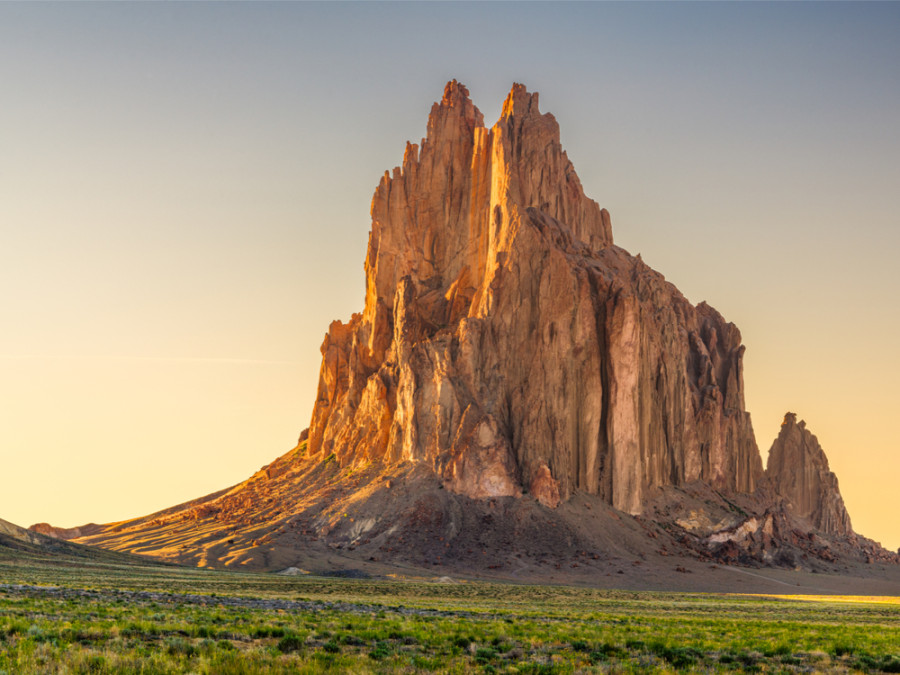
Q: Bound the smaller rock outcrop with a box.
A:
[29,523,102,540]
[529,464,561,508]
[765,413,852,536]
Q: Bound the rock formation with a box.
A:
[765,412,853,536]
[308,80,763,514]
[36,81,898,582]
[29,522,102,540]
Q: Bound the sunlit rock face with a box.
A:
[307,81,763,513]
[765,413,853,536]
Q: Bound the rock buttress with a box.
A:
[765,413,853,536]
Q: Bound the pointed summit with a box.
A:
[440,79,473,108]
[491,82,612,249]
[766,413,853,536]
[500,82,540,118]
[427,79,483,139]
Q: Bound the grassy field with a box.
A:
[1,546,899,673]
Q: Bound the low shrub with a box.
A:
[369,640,391,660]
[882,656,900,673]
[475,646,498,663]
[276,635,304,653]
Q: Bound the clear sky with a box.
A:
[1,2,898,551]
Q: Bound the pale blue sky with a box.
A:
[2,2,898,549]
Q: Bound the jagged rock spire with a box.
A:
[307,82,762,514]
[766,413,853,536]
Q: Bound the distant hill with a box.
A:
[1,516,165,566]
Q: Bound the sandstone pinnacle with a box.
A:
[765,412,853,536]
[307,81,763,514]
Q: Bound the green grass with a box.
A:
[1,547,898,673]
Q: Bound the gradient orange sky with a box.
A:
[1,3,898,551]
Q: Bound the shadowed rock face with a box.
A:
[307,81,763,514]
[766,413,853,536]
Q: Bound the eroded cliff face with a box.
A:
[307,81,763,515]
[766,413,853,536]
